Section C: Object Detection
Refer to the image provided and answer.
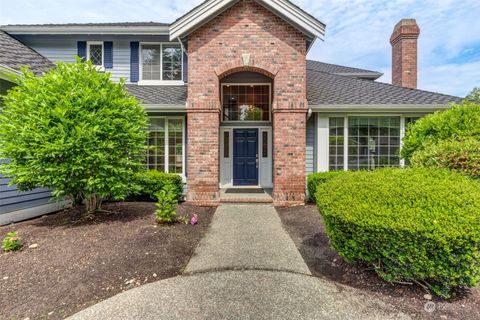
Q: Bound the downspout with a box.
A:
[177,37,188,57]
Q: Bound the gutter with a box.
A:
[1,25,170,35]
[142,104,187,113]
[0,64,22,83]
[309,104,453,113]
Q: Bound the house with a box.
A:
[0,0,462,212]
[0,31,70,224]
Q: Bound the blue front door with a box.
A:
[233,129,258,186]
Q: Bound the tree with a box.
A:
[0,59,148,215]
[466,87,480,103]
[401,100,480,161]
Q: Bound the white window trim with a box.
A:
[86,41,104,71]
[147,116,186,179]
[317,113,425,172]
[139,42,184,85]
[220,83,272,123]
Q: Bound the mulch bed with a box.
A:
[0,202,215,320]
[277,204,480,320]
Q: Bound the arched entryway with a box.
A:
[218,71,273,188]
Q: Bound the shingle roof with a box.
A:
[307,68,462,106]
[121,60,462,107]
[125,84,187,105]
[0,31,54,76]
[4,22,169,27]
[307,60,383,79]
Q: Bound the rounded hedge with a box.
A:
[410,137,480,179]
[401,101,480,161]
[307,171,347,202]
[315,168,480,298]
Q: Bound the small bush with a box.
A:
[307,171,347,202]
[315,168,480,298]
[411,137,480,179]
[401,101,480,161]
[2,231,22,252]
[133,170,183,201]
[154,183,179,223]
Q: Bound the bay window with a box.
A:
[147,117,184,175]
[140,43,182,83]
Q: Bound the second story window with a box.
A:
[140,43,182,83]
[87,42,104,69]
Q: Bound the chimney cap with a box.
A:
[390,18,420,45]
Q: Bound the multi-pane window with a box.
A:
[146,118,184,174]
[348,117,401,170]
[141,43,182,81]
[87,42,103,67]
[222,85,270,121]
[162,45,182,81]
[329,117,344,171]
[168,119,183,174]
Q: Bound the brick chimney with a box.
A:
[390,19,420,89]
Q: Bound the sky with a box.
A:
[1,0,479,97]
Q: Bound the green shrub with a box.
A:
[411,137,480,179]
[154,183,179,223]
[315,168,480,298]
[307,171,347,202]
[401,101,480,161]
[0,59,148,215]
[2,231,22,252]
[133,170,183,201]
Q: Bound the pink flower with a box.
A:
[190,214,198,225]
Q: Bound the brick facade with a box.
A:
[390,19,420,89]
[186,0,308,206]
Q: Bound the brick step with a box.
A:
[220,197,273,204]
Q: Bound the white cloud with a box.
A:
[0,0,478,96]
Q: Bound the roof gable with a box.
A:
[169,0,325,41]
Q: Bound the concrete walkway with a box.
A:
[185,204,311,274]
[68,204,411,320]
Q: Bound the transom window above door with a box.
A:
[140,43,182,83]
[222,84,271,121]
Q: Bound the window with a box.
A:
[222,84,270,121]
[262,131,268,158]
[223,131,230,158]
[348,117,401,170]
[146,117,184,174]
[329,117,344,171]
[87,42,103,68]
[140,43,182,82]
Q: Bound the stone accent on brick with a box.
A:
[390,19,420,89]
[186,0,308,206]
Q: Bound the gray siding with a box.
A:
[306,115,316,175]
[14,35,172,84]
[0,80,57,218]
[0,177,53,214]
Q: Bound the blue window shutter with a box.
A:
[130,42,139,83]
[77,41,87,62]
[104,41,113,68]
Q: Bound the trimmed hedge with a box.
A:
[315,168,480,298]
[411,137,480,179]
[401,101,480,161]
[307,171,347,202]
[132,170,183,201]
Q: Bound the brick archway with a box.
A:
[214,57,279,80]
